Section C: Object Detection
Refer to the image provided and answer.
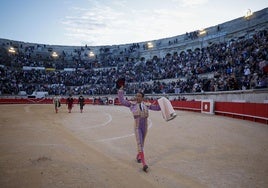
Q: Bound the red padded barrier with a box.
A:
[243,103,256,116]
[171,101,201,112]
[0,98,53,104]
[0,98,267,124]
[0,98,94,105]
[254,103,268,118]
[215,102,268,124]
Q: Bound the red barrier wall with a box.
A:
[0,98,93,104]
[0,98,267,124]
[215,102,268,124]
[0,98,53,104]
[171,101,201,112]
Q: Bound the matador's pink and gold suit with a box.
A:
[118,89,161,171]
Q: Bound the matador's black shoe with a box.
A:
[143,165,148,172]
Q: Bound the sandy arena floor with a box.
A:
[0,104,267,188]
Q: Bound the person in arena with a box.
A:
[53,94,61,113]
[78,95,85,113]
[66,94,74,113]
[117,79,161,172]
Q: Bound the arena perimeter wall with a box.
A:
[0,95,267,125]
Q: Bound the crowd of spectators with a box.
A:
[0,30,267,97]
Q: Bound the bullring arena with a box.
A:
[0,101,267,188]
[1,5,268,188]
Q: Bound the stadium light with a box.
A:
[8,47,16,53]
[51,52,58,58]
[146,42,154,59]
[199,29,207,48]
[245,9,253,39]
[147,42,154,49]
[89,51,95,57]
[244,9,253,19]
[199,29,207,36]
